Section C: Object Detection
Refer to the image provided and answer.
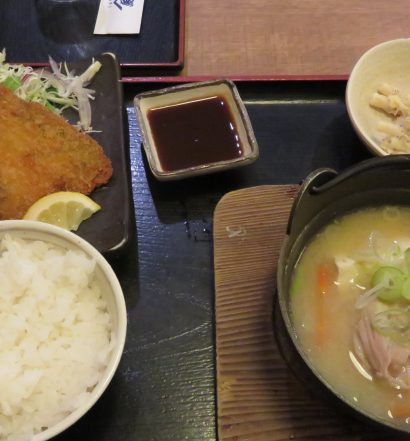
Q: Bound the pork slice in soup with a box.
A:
[291,206,410,427]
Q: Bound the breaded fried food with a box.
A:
[0,86,112,219]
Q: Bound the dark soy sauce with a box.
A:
[147,95,244,172]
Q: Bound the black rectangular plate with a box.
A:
[64,53,132,255]
[0,0,184,72]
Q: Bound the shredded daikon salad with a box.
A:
[0,50,101,132]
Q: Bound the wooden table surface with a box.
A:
[113,3,410,441]
[183,0,410,76]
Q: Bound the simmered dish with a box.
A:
[370,83,410,154]
[291,206,410,427]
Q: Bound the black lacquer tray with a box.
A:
[0,0,184,73]
[50,78,374,441]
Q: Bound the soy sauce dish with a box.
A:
[277,156,410,433]
[134,80,259,180]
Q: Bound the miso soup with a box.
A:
[291,206,410,429]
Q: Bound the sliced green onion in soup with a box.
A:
[290,271,303,297]
[371,266,405,303]
[405,248,410,274]
[388,243,403,263]
[373,309,410,331]
[401,276,410,300]
[372,309,410,346]
[355,260,379,287]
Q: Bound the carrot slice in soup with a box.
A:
[315,263,337,346]
[390,402,410,418]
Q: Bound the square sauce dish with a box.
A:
[134,80,259,180]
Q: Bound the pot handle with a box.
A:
[311,155,410,194]
[287,155,410,237]
[286,167,337,236]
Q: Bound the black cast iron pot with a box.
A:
[276,154,410,433]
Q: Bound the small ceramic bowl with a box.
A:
[346,38,410,156]
[134,79,259,180]
[0,220,127,441]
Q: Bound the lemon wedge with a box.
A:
[23,192,101,231]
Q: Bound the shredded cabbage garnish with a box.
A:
[0,49,101,132]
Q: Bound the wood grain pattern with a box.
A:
[213,185,409,441]
[184,0,410,76]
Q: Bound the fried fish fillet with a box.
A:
[0,86,112,219]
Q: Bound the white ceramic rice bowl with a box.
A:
[0,220,127,441]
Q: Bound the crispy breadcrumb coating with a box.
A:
[0,86,112,219]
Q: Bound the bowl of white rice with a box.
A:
[0,220,127,441]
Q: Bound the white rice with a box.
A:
[0,235,114,441]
